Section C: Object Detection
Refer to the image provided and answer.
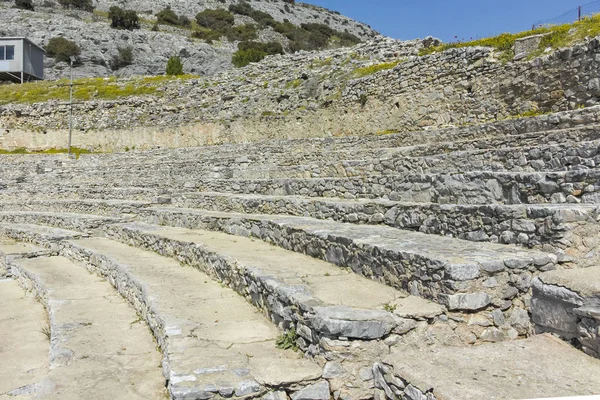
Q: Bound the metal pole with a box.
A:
[68,60,73,155]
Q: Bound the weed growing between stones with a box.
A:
[383,303,397,313]
[39,323,51,341]
[352,60,401,78]
[276,328,298,351]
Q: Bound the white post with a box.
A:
[68,59,73,155]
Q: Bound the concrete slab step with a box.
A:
[380,334,600,399]
[10,256,166,399]
[0,279,48,398]
[61,237,325,399]
[532,266,600,358]
[111,210,556,316]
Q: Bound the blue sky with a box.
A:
[307,0,595,42]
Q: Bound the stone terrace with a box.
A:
[2,107,600,399]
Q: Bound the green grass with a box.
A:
[419,14,600,58]
[0,146,95,158]
[0,75,198,105]
[352,60,401,78]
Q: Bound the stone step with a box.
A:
[172,192,600,261]
[61,237,325,399]
[0,186,169,202]
[379,334,600,399]
[4,123,600,186]
[102,220,462,342]
[9,255,166,399]
[0,279,49,398]
[2,195,596,263]
[184,169,600,205]
[0,211,122,234]
[0,199,152,217]
[5,168,600,206]
[9,128,600,183]
[532,265,600,359]
[0,223,86,251]
[0,238,50,278]
[119,210,557,315]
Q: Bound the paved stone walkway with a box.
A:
[64,237,323,399]
[10,256,166,399]
[0,280,48,399]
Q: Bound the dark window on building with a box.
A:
[0,45,15,61]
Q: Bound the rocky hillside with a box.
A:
[0,0,380,79]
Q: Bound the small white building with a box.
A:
[0,37,45,83]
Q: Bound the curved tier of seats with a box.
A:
[3,108,600,399]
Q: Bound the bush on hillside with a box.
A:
[232,48,266,68]
[57,0,93,12]
[111,46,134,70]
[45,37,81,63]
[228,1,252,16]
[195,9,235,31]
[232,41,283,67]
[238,40,283,55]
[15,0,34,11]
[166,55,184,75]
[156,6,191,27]
[273,21,360,52]
[191,27,222,43]
[228,1,274,26]
[226,24,258,41]
[108,6,140,30]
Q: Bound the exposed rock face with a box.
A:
[0,0,379,79]
[1,6,234,79]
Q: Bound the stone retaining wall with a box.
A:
[2,38,600,150]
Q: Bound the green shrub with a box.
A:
[232,48,267,68]
[45,37,81,63]
[178,15,191,27]
[238,40,283,55]
[232,41,283,67]
[191,27,222,42]
[229,1,252,16]
[228,1,274,26]
[272,21,359,52]
[195,9,235,31]
[15,0,34,11]
[108,6,140,30]
[111,46,133,70]
[226,24,258,41]
[156,6,180,25]
[166,56,184,75]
